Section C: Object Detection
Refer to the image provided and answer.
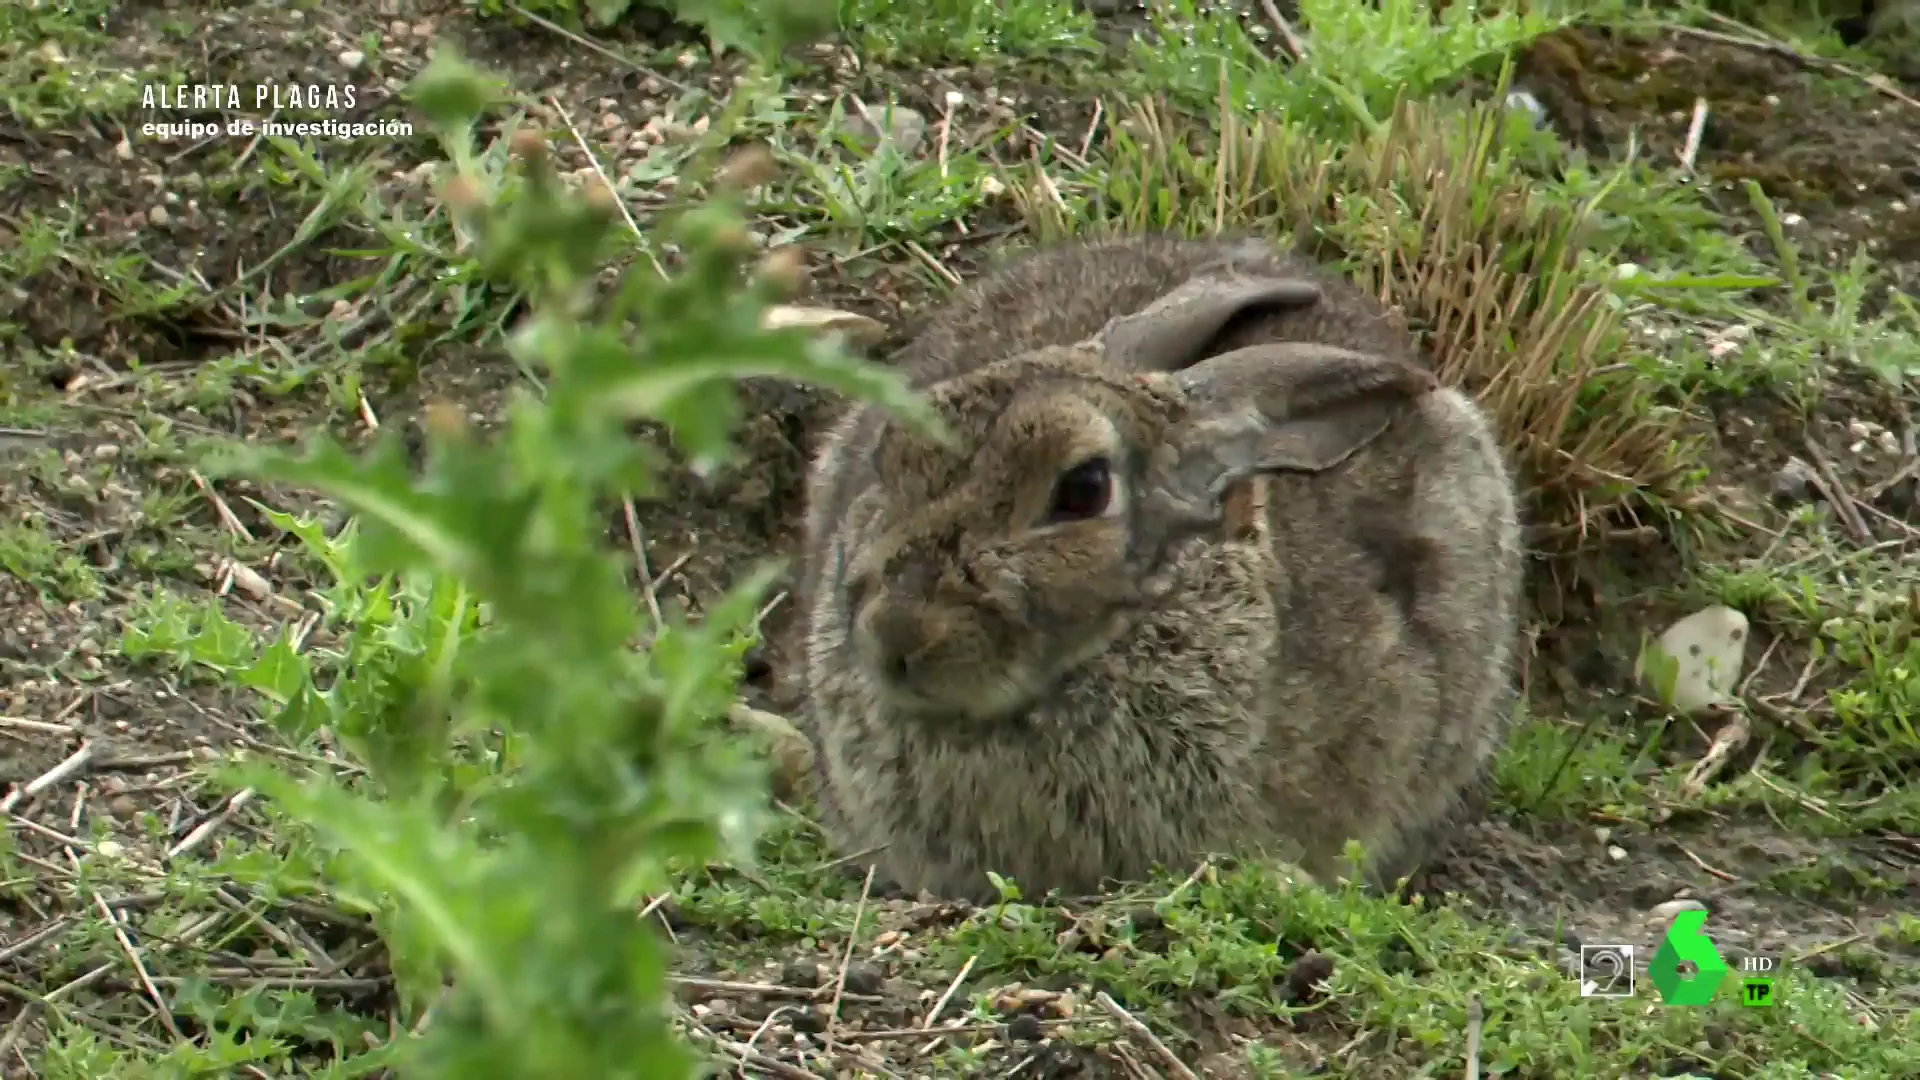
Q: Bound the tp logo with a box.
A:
[1650,909,1729,1005]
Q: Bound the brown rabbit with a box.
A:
[798,237,1522,901]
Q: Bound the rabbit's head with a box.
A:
[836,274,1438,722]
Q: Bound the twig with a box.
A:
[0,716,77,736]
[1094,992,1198,1080]
[935,92,955,178]
[166,788,255,860]
[622,497,665,626]
[508,1,695,93]
[1680,705,1751,798]
[190,469,255,542]
[1682,13,1920,113]
[1256,0,1309,59]
[1678,845,1739,882]
[1799,435,1871,541]
[904,240,962,288]
[1677,97,1708,173]
[668,975,880,1003]
[1,742,95,814]
[93,894,185,1040]
[547,97,667,278]
[1465,995,1483,1080]
[1862,423,1918,501]
[822,865,876,1056]
[1158,858,1213,906]
[920,955,976,1029]
[709,1035,821,1080]
[808,845,889,875]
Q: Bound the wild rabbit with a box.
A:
[798,236,1523,901]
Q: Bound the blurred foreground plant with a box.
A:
[203,49,930,1079]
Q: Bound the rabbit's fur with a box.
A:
[799,235,1522,901]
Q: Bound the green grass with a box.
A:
[0,0,1916,1076]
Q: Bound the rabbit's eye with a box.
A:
[1048,457,1112,522]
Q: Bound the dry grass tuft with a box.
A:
[1024,94,1705,553]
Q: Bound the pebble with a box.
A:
[148,205,170,227]
[339,49,365,71]
[1647,898,1707,925]
[1770,456,1817,504]
[840,960,884,995]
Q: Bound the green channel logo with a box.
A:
[1649,909,1729,1006]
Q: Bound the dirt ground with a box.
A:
[1,1,1918,1075]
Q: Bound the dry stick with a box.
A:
[1682,706,1752,798]
[1465,995,1483,1080]
[1863,423,1918,500]
[508,1,696,94]
[904,239,962,288]
[935,95,954,179]
[1,741,95,814]
[621,498,667,627]
[0,715,77,736]
[1677,98,1708,173]
[668,975,877,1003]
[822,865,877,1058]
[1158,858,1213,906]
[1256,0,1309,59]
[93,894,186,1040]
[167,788,255,860]
[1077,99,1105,163]
[1686,13,1920,113]
[190,469,255,542]
[548,97,667,279]
[920,954,976,1030]
[711,1034,821,1080]
[1094,992,1199,1080]
[1800,436,1871,542]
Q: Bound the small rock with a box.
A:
[339,49,365,71]
[1875,476,1916,514]
[780,960,822,989]
[844,99,927,157]
[1505,87,1548,125]
[1607,845,1628,861]
[841,960,885,996]
[1770,456,1817,504]
[1647,898,1707,925]
[760,305,887,350]
[1280,949,1335,1003]
[1636,605,1750,713]
[147,205,170,226]
[1006,1013,1045,1041]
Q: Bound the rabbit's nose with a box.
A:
[863,605,928,684]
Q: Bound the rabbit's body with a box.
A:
[800,236,1521,901]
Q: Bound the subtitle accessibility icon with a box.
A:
[1577,944,1634,998]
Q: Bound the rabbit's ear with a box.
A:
[1145,343,1436,519]
[1098,275,1322,372]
